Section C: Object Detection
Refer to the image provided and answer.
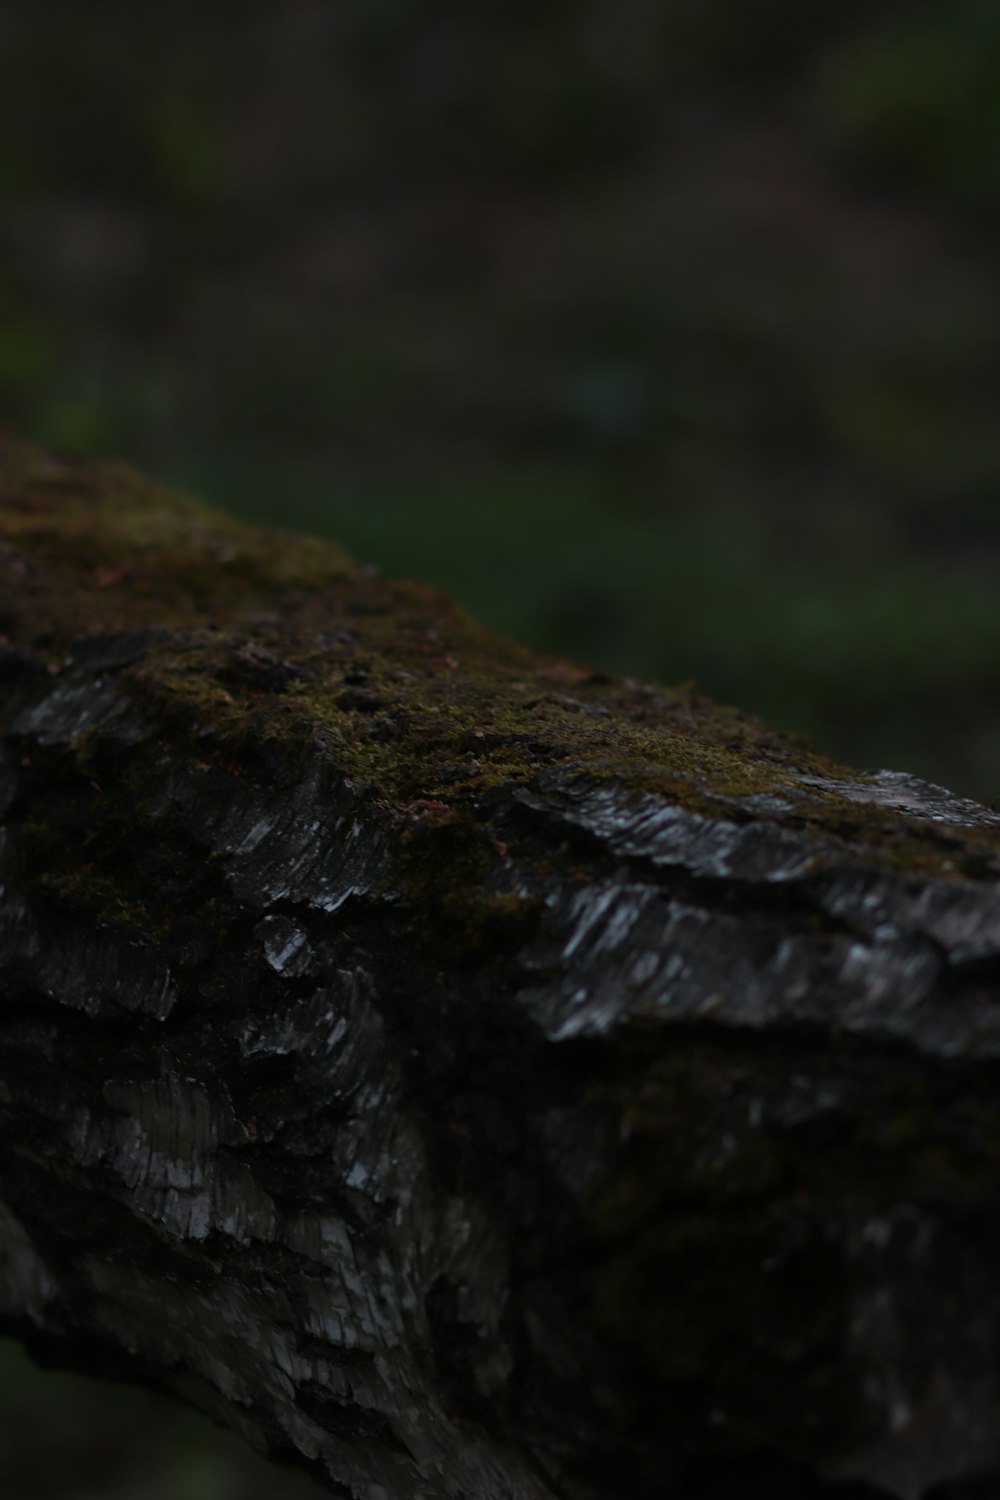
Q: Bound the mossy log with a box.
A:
[4,444,1000,1500]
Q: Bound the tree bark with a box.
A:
[4,443,1000,1500]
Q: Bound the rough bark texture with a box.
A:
[4,444,1000,1500]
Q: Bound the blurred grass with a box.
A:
[2,3,1000,1491]
[0,1341,324,1500]
[0,6,997,806]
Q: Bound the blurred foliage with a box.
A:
[0,1341,324,1500]
[3,3,1000,1493]
[1,2,999,796]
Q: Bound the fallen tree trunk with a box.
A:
[3,443,1000,1500]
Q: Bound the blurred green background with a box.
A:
[2,1,1000,1493]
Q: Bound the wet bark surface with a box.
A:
[4,445,1000,1499]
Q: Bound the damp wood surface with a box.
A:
[3,443,1000,1500]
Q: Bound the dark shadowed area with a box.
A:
[1,2,999,1495]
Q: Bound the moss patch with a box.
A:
[3,440,999,886]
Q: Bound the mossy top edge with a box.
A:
[3,440,998,876]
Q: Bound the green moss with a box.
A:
[4,440,999,890]
[397,805,542,961]
[0,443,355,647]
[16,812,172,939]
